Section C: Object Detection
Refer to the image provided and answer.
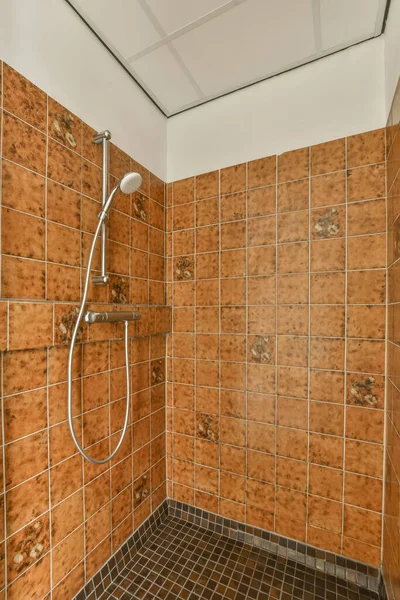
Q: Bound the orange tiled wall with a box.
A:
[384,78,400,600]
[167,130,387,566]
[0,62,169,599]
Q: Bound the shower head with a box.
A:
[100,171,142,220]
[120,172,142,194]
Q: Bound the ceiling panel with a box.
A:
[320,0,381,49]
[67,0,389,116]
[72,0,161,58]
[172,0,316,98]
[131,45,201,114]
[146,0,230,35]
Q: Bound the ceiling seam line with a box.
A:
[126,0,248,63]
[311,0,323,54]
[137,0,205,100]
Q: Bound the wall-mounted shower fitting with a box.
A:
[67,129,143,464]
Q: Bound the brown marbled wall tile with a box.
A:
[47,138,81,191]
[348,233,386,270]
[347,269,386,304]
[2,159,45,216]
[311,205,345,239]
[2,256,45,299]
[7,513,50,581]
[46,264,80,302]
[3,64,47,131]
[82,158,102,201]
[347,163,386,202]
[347,128,385,168]
[278,210,308,243]
[278,178,309,212]
[220,163,246,194]
[349,198,386,237]
[308,495,342,534]
[4,387,47,442]
[311,170,346,207]
[6,472,49,536]
[2,207,45,259]
[248,186,276,217]
[8,303,53,350]
[52,526,84,586]
[5,430,48,489]
[2,112,46,174]
[248,156,276,188]
[7,553,50,600]
[278,147,309,182]
[309,464,343,501]
[311,138,345,175]
[48,97,82,153]
[173,177,194,205]
[195,170,218,200]
[47,222,80,266]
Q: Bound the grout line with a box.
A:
[216,169,221,516]
[381,124,389,569]
[244,160,249,526]
[1,364,8,597]
[273,155,278,535]
[0,61,5,599]
[193,175,198,511]
[171,218,386,239]
[107,336,113,554]
[342,135,349,555]
[306,147,311,547]
[44,94,53,599]
[170,183,175,502]
[0,93,3,303]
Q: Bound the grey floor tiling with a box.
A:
[99,517,379,600]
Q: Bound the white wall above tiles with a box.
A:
[0,0,167,180]
[70,0,387,116]
[384,0,400,116]
[1,0,397,184]
[167,38,385,181]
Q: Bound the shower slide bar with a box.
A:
[67,128,144,465]
[93,129,111,285]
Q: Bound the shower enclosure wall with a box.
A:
[0,62,169,599]
[0,59,398,600]
[166,132,387,567]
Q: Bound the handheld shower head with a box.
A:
[120,172,142,194]
[100,171,143,220]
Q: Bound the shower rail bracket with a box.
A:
[92,275,109,285]
[84,310,142,324]
[93,130,112,143]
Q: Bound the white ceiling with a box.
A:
[68,0,389,117]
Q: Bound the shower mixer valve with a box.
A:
[84,310,142,324]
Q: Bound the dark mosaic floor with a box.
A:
[99,517,379,600]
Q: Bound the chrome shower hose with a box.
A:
[67,217,130,464]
